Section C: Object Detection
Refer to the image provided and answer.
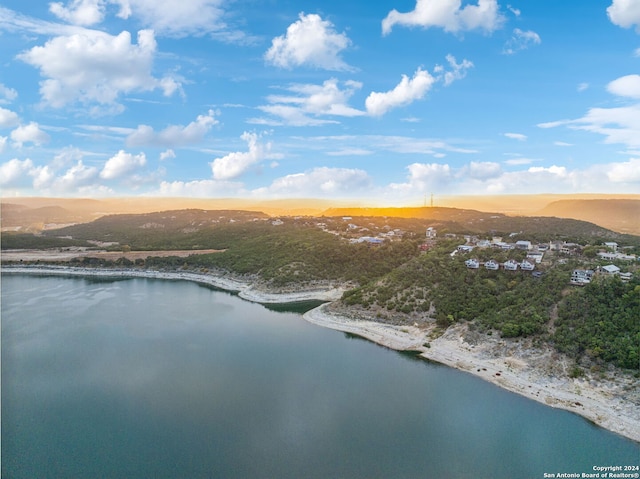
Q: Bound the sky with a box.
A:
[0,0,639,203]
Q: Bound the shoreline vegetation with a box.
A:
[2,264,639,444]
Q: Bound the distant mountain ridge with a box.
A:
[536,199,640,235]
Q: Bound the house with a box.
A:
[457,245,475,253]
[620,272,632,282]
[601,264,620,275]
[476,239,491,248]
[426,227,437,239]
[571,269,594,285]
[465,259,480,269]
[503,259,519,271]
[526,252,544,264]
[604,242,618,252]
[271,219,284,226]
[515,240,532,250]
[485,260,499,270]
[520,259,535,271]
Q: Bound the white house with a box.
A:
[503,259,519,271]
[604,242,618,252]
[426,227,437,239]
[520,259,535,271]
[457,245,475,253]
[515,240,532,250]
[465,259,480,269]
[601,264,620,275]
[485,260,499,270]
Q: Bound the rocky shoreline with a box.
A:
[3,264,639,443]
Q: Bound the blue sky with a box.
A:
[0,0,639,203]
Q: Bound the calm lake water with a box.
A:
[2,274,638,479]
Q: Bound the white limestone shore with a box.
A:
[3,264,639,443]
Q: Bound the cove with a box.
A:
[2,274,638,479]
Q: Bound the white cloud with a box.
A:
[635,47,640,57]
[554,141,573,147]
[17,29,181,109]
[577,82,589,92]
[0,107,20,128]
[539,103,640,148]
[504,132,527,141]
[100,150,147,180]
[265,13,352,71]
[467,161,502,179]
[382,0,504,35]
[110,0,240,39]
[254,79,363,126]
[327,148,373,156]
[52,160,100,191]
[365,68,436,116]
[126,110,218,147]
[502,28,541,55]
[607,0,640,31]
[0,83,18,104]
[606,157,640,183]
[210,132,271,180]
[10,122,50,146]
[156,179,245,197]
[160,149,176,161]
[434,54,474,86]
[255,167,372,197]
[0,158,36,186]
[607,74,640,99]
[49,0,105,26]
[504,157,536,165]
[507,4,520,16]
[0,137,6,154]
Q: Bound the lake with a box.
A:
[2,274,638,478]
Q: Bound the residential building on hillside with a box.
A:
[570,269,594,285]
[503,259,519,271]
[485,260,499,270]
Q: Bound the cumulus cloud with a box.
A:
[607,74,640,99]
[126,110,218,147]
[607,0,640,31]
[502,28,541,55]
[467,161,502,179]
[52,160,100,191]
[365,68,436,116]
[382,0,504,35]
[0,158,36,186]
[606,157,640,183]
[17,29,181,110]
[210,132,271,180]
[504,132,527,141]
[49,0,105,26]
[0,137,6,154]
[253,79,364,126]
[10,122,50,146]
[255,166,372,197]
[100,150,147,180]
[0,107,20,128]
[265,13,352,70]
[0,83,18,104]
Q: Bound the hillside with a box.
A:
[536,199,640,235]
[322,206,628,243]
